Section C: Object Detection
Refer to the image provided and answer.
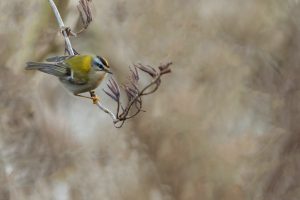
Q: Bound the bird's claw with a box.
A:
[89,91,99,104]
[92,96,100,104]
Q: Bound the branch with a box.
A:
[103,62,172,128]
[94,102,117,122]
[88,91,117,122]
[48,0,74,55]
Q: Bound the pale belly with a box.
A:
[59,72,107,94]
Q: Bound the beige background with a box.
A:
[1,0,300,199]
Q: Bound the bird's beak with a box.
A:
[104,67,113,74]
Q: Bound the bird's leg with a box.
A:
[74,91,100,104]
[89,91,100,104]
[75,93,94,100]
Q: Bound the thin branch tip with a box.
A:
[102,62,172,128]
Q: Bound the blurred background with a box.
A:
[1,0,300,199]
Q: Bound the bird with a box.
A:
[26,54,112,103]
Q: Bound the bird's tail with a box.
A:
[26,61,68,77]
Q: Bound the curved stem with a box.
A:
[94,101,117,122]
[48,0,74,55]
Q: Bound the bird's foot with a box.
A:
[89,91,100,104]
[92,96,100,104]
[75,92,100,104]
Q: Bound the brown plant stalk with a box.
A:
[103,62,172,128]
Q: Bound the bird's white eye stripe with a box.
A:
[94,57,102,65]
[93,57,105,70]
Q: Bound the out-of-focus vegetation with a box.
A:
[1,0,300,199]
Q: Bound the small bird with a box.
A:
[26,54,112,102]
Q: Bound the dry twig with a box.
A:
[103,62,172,128]
[48,0,74,55]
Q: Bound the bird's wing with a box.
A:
[26,55,92,85]
[46,55,74,62]
[26,62,69,77]
[26,61,88,84]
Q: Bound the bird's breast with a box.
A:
[89,72,106,88]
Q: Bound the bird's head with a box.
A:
[92,55,112,74]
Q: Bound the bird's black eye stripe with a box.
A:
[97,56,109,67]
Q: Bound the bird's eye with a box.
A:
[97,63,104,70]
[93,59,103,69]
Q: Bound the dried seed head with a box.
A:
[77,0,93,28]
[103,62,172,128]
